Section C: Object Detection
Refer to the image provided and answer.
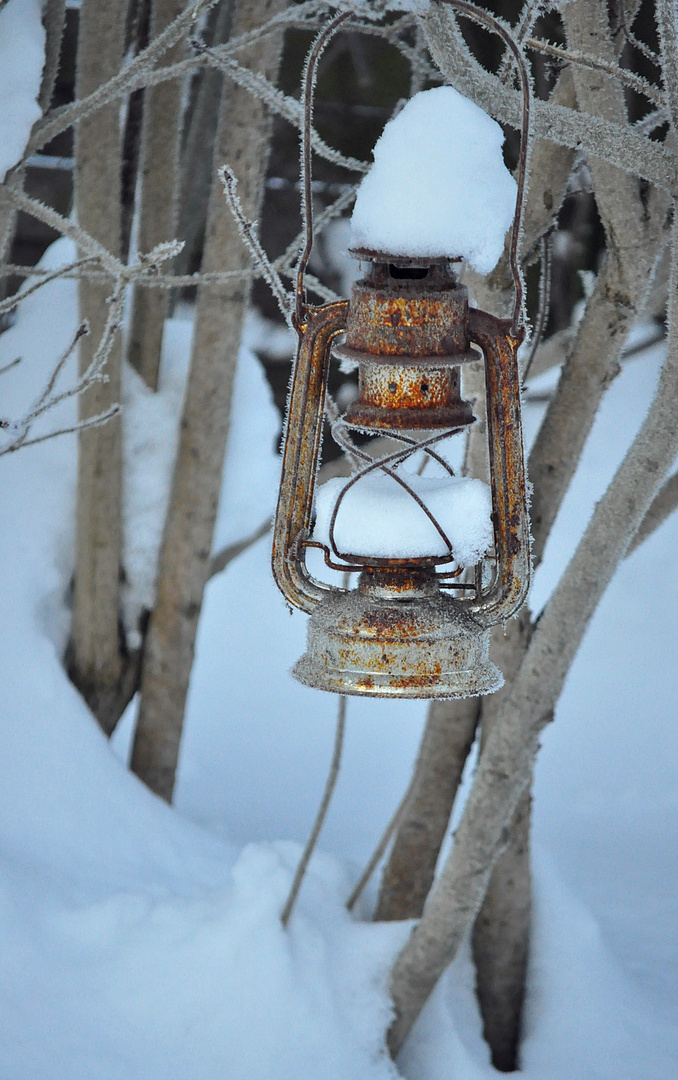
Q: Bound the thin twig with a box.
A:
[208,518,272,578]
[25,0,218,158]
[281,695,346,927]
[1,404,120,456]
[656,0,678,133]
[32,322,89,412]
[525,37,665,110]
[498,0,547,83]
[219,167,293,326]
[0,187,123,276]
[25,0,335,161]
[0,262,256,287]
[522,227,553,383]
[274,182,357,278]
[0,357,21,378]
[192,42,368,175]
[0,258,99,317]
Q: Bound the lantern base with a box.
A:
[293,571,502,699]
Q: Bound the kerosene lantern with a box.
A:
[272,16,531,699]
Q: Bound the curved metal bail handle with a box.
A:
[272,301,349,613]
[467,308,531,622]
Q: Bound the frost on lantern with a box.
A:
[272,52,531,700]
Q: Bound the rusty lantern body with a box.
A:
[272,251,531,699]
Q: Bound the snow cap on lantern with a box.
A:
[349,85,517,274]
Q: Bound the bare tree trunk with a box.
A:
[127,0,186,389]
[471,610,533,1073]
[174,0,235,281]
[130,0,288,802]
[376,20,577,1050]
[68,0,131,734]
[529,0,658,568]
[388,205,678,1052]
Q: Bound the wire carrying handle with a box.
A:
[294,1,532,337]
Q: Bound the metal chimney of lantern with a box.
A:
[271,6,532,700]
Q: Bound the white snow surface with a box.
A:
[350,87,517,273]
[0,236,677,1077]
[314,471,492,563]
[0,0,45,180]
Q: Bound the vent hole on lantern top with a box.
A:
[388,264,428,280]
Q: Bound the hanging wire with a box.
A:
[295,10,352,331]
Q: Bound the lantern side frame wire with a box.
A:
[325,426,462,565]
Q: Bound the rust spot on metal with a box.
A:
[334,258,476,432]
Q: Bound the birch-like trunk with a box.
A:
[68,0,129,734]
[130,0,288,802]
[127,0,186,389]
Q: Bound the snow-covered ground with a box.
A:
[0,231,676,1078]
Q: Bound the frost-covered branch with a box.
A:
[656,0,678,132]
[0,257,99,316]
[219,166,294,326]
[0,186,124,277]
[0,280,126,457]
[195,40,368,174]
[25,0,217,158]
[421,3,677,191]
[24,0,336,162]
[0,404,120,456]
[525,36,665,110]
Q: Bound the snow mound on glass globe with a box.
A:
[314,472,493,565]
[350,85,517,275]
